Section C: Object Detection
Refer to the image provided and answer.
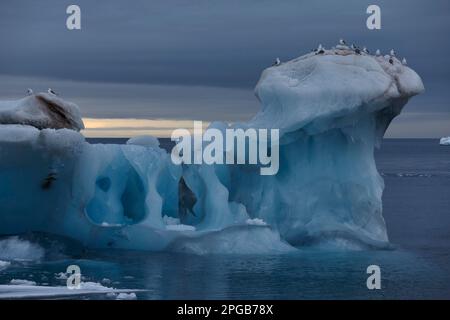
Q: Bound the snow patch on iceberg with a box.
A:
[0,93,84,131]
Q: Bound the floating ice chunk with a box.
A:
[55,272,68,280]
[439,137,450,145]
[106,292,117,298]
[116,292,137,300]
[78,281,111,290]
[10,279,37,286]
[0,282,140,299]
[0,237,44,262]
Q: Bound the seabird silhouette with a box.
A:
[48,88,57,95]
[316,44,325,54]
[336,39,349,50]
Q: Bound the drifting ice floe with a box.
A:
[440,137,450,145]
[0,44,424,252]
[0,281,138,299]
[9,279,37,286]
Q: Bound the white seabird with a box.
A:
[402,58,407,65]
[336,39,349,50]
[390,49,396,57]
[273,58,281,66]
[316,44,325,54]
[363,47,369,54]
[26,88,33,96]
[48,88,57,95]
[375,49,381,56]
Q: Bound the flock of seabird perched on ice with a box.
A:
[272,38,407,67]
[25,39,408,96]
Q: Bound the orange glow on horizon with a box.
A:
[81,118,210,138]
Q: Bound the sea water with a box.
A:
[0,139,449,299]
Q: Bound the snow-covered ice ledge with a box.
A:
[0,93,84,131]
[0,47,424,253]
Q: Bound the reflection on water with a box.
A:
[1,249,447,299]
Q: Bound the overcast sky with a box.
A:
[0,0,448,137]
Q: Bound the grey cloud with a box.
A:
[0,75,259,122]
[0,0,449,136]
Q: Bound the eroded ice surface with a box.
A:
[0,47,424,253]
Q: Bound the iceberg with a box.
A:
[440,137,450,145]
[0,46,424,252]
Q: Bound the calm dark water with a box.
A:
[1,139,449,299]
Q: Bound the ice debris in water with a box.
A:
[0,281,140,299]
[0,237,45,261]
[115,292,137,300]
[10,279,37,286]
[439,137,450,145]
